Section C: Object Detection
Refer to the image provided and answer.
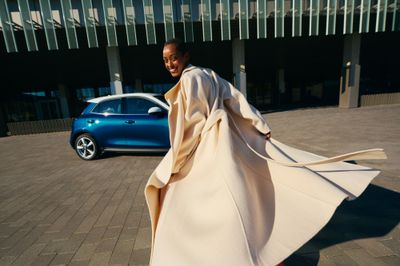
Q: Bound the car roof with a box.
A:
[87,93,162,104]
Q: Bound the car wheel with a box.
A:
[75,134,98,160]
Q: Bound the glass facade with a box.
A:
[122,0,138,46]
[39,0,58,50]
[17,0,39,51]
[102,0,118,47]
[60,0,79,49]
[0,0,18,52]
[182,0,194,42]
[81,0,99,48]
[0,0,398,53]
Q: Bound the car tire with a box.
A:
[75,134,98,160]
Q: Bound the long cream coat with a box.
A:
[144,66,386,266]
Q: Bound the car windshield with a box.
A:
[81,102,94,115]
[154,95,168,106]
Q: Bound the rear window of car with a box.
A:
[124,97,159,114]
[92,99,122,114]
[153,95,168,106]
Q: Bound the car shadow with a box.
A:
[284,183,400,265]
[99,151,168,159]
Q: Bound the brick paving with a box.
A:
[0,104,399,266]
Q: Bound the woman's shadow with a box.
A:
[284,182,400,265]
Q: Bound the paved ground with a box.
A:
[0,104,399,266]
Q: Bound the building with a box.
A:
[0,0,399,136]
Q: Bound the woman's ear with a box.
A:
[184,52,190,63]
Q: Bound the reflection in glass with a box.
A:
[201,0,212,41]
[60,0,79,49]
[309,0,320,35]
[0,0,18,52]
[392,0,400,31]
[360,0,371,32]
[326,0,337,35]
[122,0,137,45]
[221,0,231,40]
[81,0,99,48]
[275,0,285,37]
[39,0,58,50]
[344,0,355,34]
[292,0,302,37]
[376,0,388,32]
[18,0,39,51]
[102,0,118,46]
[239,0,249,39]
[143,0,156,44]
[163,0,175,41]
[181,0,194,42]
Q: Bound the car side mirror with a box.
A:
[148,106,165,116]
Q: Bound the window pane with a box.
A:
[39,0,58,50]
[163,0,175,41]
[359,0,371,32]
[309,0,320,35]
[376,0,388,32]
[239,0,249,39]
[93,99,122,114]
[221,0,231,40]
[102,0,118,46]
[81,0,98,48]
[125,98,158,114]
[181,0,194,42]
[292,0,302,37]
[143,0,156,44]
[344,0,355,34]
[275,0,284,37]
[393,0,400,31]
[0,0,18,52]
[326,0,337,35]
[17,0,38,51]
[60,0,79,49]
[201,0,212,41]
[122,0,137,46]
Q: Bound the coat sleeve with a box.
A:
[171,72,212,174]
[218,74,271,135]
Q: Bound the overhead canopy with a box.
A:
[0,0,399,53]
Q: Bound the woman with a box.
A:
[145,39,386,266]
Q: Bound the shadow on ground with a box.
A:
[98,151,168,159]
[284,184,400,265]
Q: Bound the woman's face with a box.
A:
[163,44,189,78]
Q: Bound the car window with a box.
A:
[124,97,159,114]
[153,95,168,106]
[92,99,122,114]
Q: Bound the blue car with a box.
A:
[70,93,170,160]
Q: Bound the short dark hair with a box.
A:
[164,38,189,55]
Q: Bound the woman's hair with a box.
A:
[164,38,189,55]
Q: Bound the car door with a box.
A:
[89,98,126,148]
[122,96,169,149]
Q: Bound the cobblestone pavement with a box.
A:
[0,104,399,266]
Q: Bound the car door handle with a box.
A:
[87,119,95,124]
[125,120,135,124]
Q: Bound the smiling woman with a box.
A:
[162,39,190,78]
[144,39,386,266]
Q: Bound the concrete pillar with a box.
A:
[0,107,7,137]
[277,68,286,105]
[106,47,124,95]
[58,84,70,118]
[339,34,361,108]
[232,38,247,98]
[277,68,286,94]
[135,79,143,92]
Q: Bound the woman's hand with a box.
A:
[265,132,271,140]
